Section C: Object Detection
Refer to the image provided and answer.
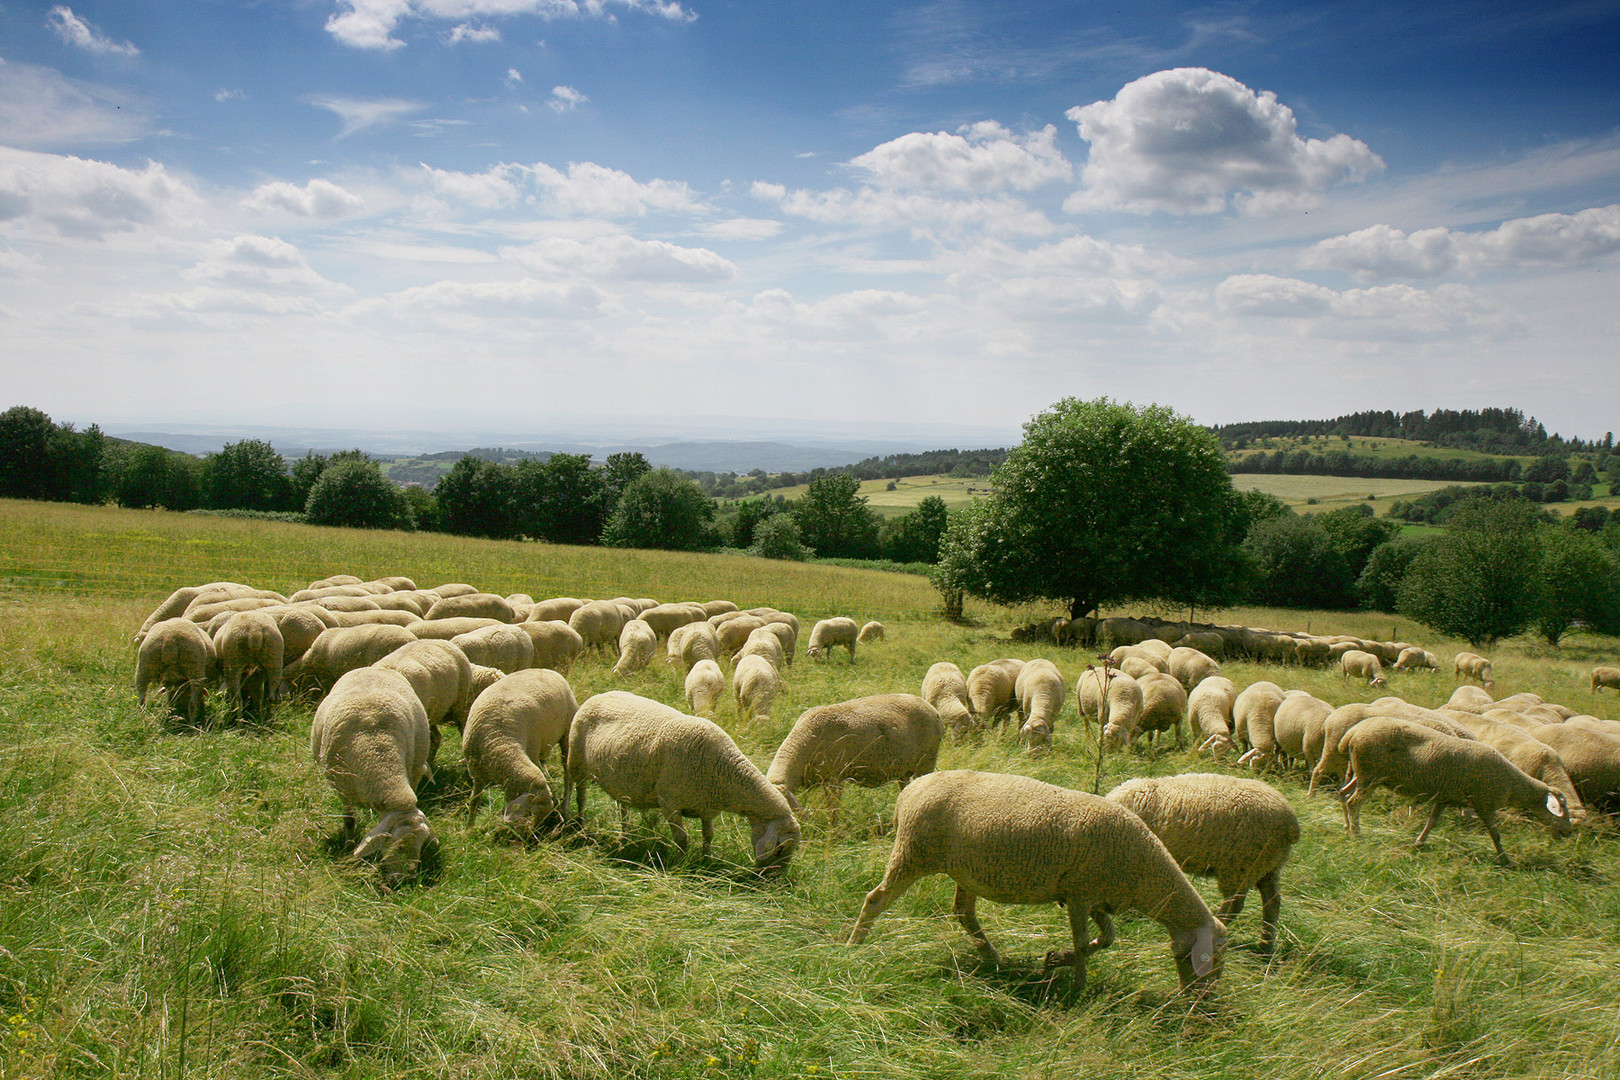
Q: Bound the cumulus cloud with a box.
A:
[326,0,695,51]
[181,235,348,294]
[753,181,1053,237]
[505,68,524,86]
[242,178,366,218]
[447,21,501,43]
[1302,205,1620,279]
[728,287,930,342]
[306,95,425,138]
[695,217,783,241]
[421,160,703,216]
[0,146,201,238]
[346,277,606,320]
[0,63,148,149]
[1065,68,1383,216]
[849,122,1072,194]
[47,6,139,57]
[549,85,588,112]
[1215,273,1504,339]
[500,233,735,282]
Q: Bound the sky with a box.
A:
[2,0,1619,445]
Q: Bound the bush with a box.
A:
[304,460,414,530]
[601,469,718,552]
[749,514,810,561]
[1399,499,1541,645]
[1242,514,1355,609]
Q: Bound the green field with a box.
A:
[1228,474,1490,514]
[3,499,1620,1079]
[1224,435,1536,467]
[765,476,990,518]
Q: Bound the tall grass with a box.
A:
[2,498,1619,1079]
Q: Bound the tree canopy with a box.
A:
[601,468,717,551]
[1398,499,1543,646]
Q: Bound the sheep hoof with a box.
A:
[1042,948,1075,970]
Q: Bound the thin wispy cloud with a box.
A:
[325,0,696,52]
[47,6,140,57]
[305,95,426,138]
[549,86,588,112]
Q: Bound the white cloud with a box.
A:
[346,277,607,320]
[753,181,1054,237]
[0,63,149,149]
[47,6,140,57]
[421,160,703,216]
[214,88,245,103]
[1303,205,1620,279]
[549,85,588,112]
[1065,68,1383,215]
[850,122,1072,194]
[505,68,524,86]
[448,21,501,43]
[694,217,783,241]
[243,178,366,218]
[306,95,425,138]
[326,0,695,51]
[500,233,735,282]
[181,235,348,294]
[0,146,201,239]
[1215,273,1505,339]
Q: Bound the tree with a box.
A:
[1242,513,1354,609]
[749,513,810,560]
[436,456,520,539]
[115,445,202,510]
[0,406,55,499]
[1532,526,1620,644]
[304,459,414,530]
[792,474,882,559]
[731,496,783,549]
[206,439,290,511]
[516,454,610,545]
[933,398,1247,618]
[880,495,950,564]
[1355,536,1427,612]
[1398,499,1542,646]
[1317,505,1400,583]
[600,469,717,551]
[601,451,652,507]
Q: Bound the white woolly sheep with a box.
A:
[1525,724,1620,811]
[566,691,800,869]
[735,626,786,671]
[1106,774,1299,954]
[1454,651,1495,689]
[685,659,725,716]
[716,615,768,658]
[1340,649,1387,689]
[1394,647,1438,672]
[327,609,422,629]
[409,617,502,641]
[136,617,218,725]
[667,621,721,672]
[1189,676,1238,757]
[464,668,578,834]
[755,619,797,667]
[1339,718,1573,859]
[1232,681,1285,754]
[1166,647,1220,691]
[1133,672,1188,750]
[766,694,943,813]
[1097,672,1146,749]
[427,582,479,599]
[283,624,416,697]
[1109,644,1168,674]
[310,667,434,885]
[569,601,628,654]
[848,770,1226,991]
[1445,713,1587,823]
[640,603,702,639]
[373,638,477,765]
[1446,684,1496,712]
[1590,666,1620,695]
[733,653,783,722]
[805,617,859,662]
[968,659,1025,725]
[1013,659,1066,750]
[452,624,535,675]
[613,619,658,677]
[701,599,739,618]
[137,582,279,643]
[1245,692,1332,773]
[857,620,885,644]
[517,619,586,674]
[921,661,973,737]
[530,597,586,623]
[215,609,284,721]
[1308,699,1481,795]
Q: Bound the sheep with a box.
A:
[1340,649,1387,689]
[1338,718,1573,859]
[1292,638,1333,667]
[1394,647,1439,672]
[1568,714,1620,739]
[256,604,329,669]
[137,582,281,643]
[847,770,1225,992]
[1189,676,1238,757]
[667,621,721,671]
[685,659,725,717]
[1095,672,1146,749]
[1095,617,1156,650]
[766,694,943,814]
[1455,652,1495,689]
[1232,681,1285,756]
[701,600,739,618]
[857,620,886,644]
[516,620,585,674]
[183,596,286,628]
[1167,647,1220,691]
[427,582,478,599]
[805,617,859,662]
[755,620,797,667]
[639,603,702,639]
[302,574,364,591]
[328,609,423,629]
[409,617,503,641]
[733,654,783,722]
[735,626,786,671]
[1054,616,1097,647]
[310,667,433,885]
[1106,774,1299,954]
[612,619,658,677]
[530,597,587,623]
[921,662,973,737]
[136,617,218,725]
[1109,644,1168,673]
[214,610,284,721]
[1135,638,1173,663]
[447,624,532,675]
[1591,667,1620,695]
[566,691,799,869]
[1446,685,1496,712]
[1170,630,1224,656]
[1444,713,1587,822]
[1525,725,1620,810]
[310,595,382,614]
[1133,672,1188,750]
[715,615,768,658]
[464,669,578,833]
[569,600,628,654]
[1248,692,1333,773]
[967,659,1024,724]
[284,624,416,697]
[373,638,477,765]
[1014,659,1066,750]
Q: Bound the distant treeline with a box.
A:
[1230,449,1522,483]
[1215,407,1615,456]
[825,448,1008,481]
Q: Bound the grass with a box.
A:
[3,498,1620,1078]
[1229,474,1489,515]
[1224,435,1536,466]
[763,477,989,519]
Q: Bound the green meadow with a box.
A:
[2,499,1619,1079]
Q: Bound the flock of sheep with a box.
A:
[128,575,1620,996]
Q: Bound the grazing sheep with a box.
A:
[517,620,585,674]
[1106,774,1299,954]
[1338,718,1573,859]
[922,662,973,737]
[136,617,218,725]
[1014,659,1066,750]
[1590,667,1620,695]
[613,619,658,677]
[137,582,279,643]
[1525,724,1620,810]
[667,621,721,672]
[530,597,587,623]
[1247,692,1333,773]
[968,659,1025,724]
[1171,630,1225,657]
[1568,714,1620,739]
[1167,647,1220,691]
[1340,649,1388,689]
[1446,685,1496,712]
[254,604,329,669]
[373,638,477,765]
[310,595,382,614]
[1110,645,1168,674]
[766,694,943,811]
[215,610,284,721]
[451,624,534,675]
[310,668,433,885]
[640,603,702,639]
[427,582,479,599]
[184,596,287,628]
[755,620,797,667]
[848,770,1225,992]
[701,600,739,618]
[1454,652,1495,689]
[857,620,886,644]
[733,653,783,722]
[1394,647,1439,672]
[805,617,859,662]
[1232,681,1286,756]
[1134,672,1188,750]
[1095,617,1156,651]
[1098,672,1146,750]
[716,615,768,659]
[283,624,416,697]
[685,659,725,717]
[1054,616,1096,647]
[1445,713,1587,823]
[409,617,503,641]
[736,626,786,671]
[569,601,628,654]
[1189,676,1238,757]
[566,692,800,869]
[1292,638,1333,668]
[327,609,422,629]
[464,669,578,833]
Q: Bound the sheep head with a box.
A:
[354,808,432,886]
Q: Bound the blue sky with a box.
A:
[2,0,1618,442]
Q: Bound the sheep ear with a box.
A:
[353,822,393,861]
[1191,925,1217,977]
[1547,791,1565,817]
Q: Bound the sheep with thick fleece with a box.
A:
[1590,667,1620,695]
[1308,700,1479,794]
[613,619,658,677]
[1455,652,1495,689]
[1232,681,1285,755]
[530,597,586,623]
[328,609,422,629]
[517,620,585,673]
[1133,672,1188,749]
[767,694,943,809]
[1189,676,1238,757]
[1014,659,1066,750]
[1446,685,1496,712]
[857,620,885,644]
[733,654,783,722]
[567,692,800,868]
[1444,713,1587,822]
[1245,692,1332,773]
[1110,644,1168,674]
[282,623,415,696]
[310,668,434,885]
[1167,647,1220,691]
[464,669,578,833]
[569,601,628,654]
[215,610,284,721]
[137,582,281,643]
[968,659,1025,725]
[685,659,724,716]
[667,621,721,671]
[409,617,503,641]
[1107,774,1299,953]
[1525,725,1620,810]
[640,603,702,639]
[1394,647,1439,672]
[374,638,477,765]
[716,615,768,658]
[806,617,859,662]
[755,619,797,667]
[449,624,533,675]
[136,617,218,725]
[848,770,1225,992]
[736,626,786,671]
[1097,672,1146,749]
[922,662,973,737]
[1340,649,1387,689]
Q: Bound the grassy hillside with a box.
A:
[3,499,1620,1079]
[1228,474,1489,514]
[763,476,989,518]
[1223,435,1535,466]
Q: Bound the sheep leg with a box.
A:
[1256,870,1282,955]
[1341,779,1365,836]
[847,869,919,944]
[465,783,485,827]
[1413,799,1444,848]
[952,886,1000,964]
[663,809,690,855]
[699,815,714,858]
[1477,808,1506,862]
[1215,879,1248,925]
[1043,902,1090,988]
[428,723,443,768]
[1088,909,1116,953]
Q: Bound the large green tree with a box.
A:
[206,439,291,511]
[600,469,717,551]
[1242,513,1354,609]
[792,474,882,558]
[1398,499,1542,646]
[0,406,56,500]
[881,495,950,564]
[304,459,414,530]
[933,398,1247,618]
[1532,525,1620,644]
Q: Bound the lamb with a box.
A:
[733,654,783,722]
[283,624,416,696]
[136,617,218,725]
[310,667,434,885]
[921,662,973,737]
[451,625,534,675]
[1455,652,1495,689]
[373,638,477,765]
[1338,718,1573,859]
[847,770,1225,992]
[1166,647,1220,691]
[1188,676,1237,757]
[463,669,578,834]
[516,620,585,673]
[666,621,721,672]
[766,694,943,812]
[967,659,1025,724]
[1097,673,1146,749]
[612,619,658,677]
[805,617,859,662]
[857,620,885,644]
[1133,672,1188,749]
[1340,649,1388,689]
[1590,667,1620,695]
[1014,659,1066,750]
[566,691,799,869]
[1106,774,1299,954]
[685,659,725,716]
[214,610,284,721]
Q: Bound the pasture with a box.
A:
[1224,435,1535,466]
[2,499,1620,1079]
[1227,473,1489,514]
